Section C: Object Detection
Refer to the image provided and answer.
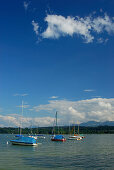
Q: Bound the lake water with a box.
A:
[0,134,114,170]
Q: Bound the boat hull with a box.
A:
[10,141,37,146]
[10,136,38,146]
[68,136,82,140]
[51,138,66,142]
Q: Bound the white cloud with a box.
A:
[0,115,19,127]
[97,38,104,43]
[23,1,30,11]
[98,101,112,109]
[92,14,114,34]
[33,98,114,124]
[14,93,28,97]
[92,96,101,98]
[69,107,85,120]
[32,20,39,35]
[50,96,59,99]
[0,98,114,127]
[0,114,54,127]
[42,15,94,43]
[97,37,109,44]
[32,13,114,43]
[16,104,30,109]
[84,89,95,92]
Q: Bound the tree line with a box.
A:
[0,126,114,134]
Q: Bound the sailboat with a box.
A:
[28,123,37,140]
[11,101,38,146]
[51,112,66,142]
[68,123,83,140]
[10,136,38,146]
[35,126,45,139]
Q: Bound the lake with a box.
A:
[0,134,114,170]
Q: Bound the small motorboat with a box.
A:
[51,135,66,142]
[10,136,38,146]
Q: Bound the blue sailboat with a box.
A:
[51,112,66,142]
[10,136,38,146]
[11,101,37,146]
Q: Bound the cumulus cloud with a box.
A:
[0,114,54,127]
[0,98,114,127]
[33,98,114,124]
[0,115,19,127]
[98,101,112,109]
[69,107,85,120]
[42,14,94,43]
[32,12,114,43]
[32,20,39,35]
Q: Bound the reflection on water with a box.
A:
[0,134,114,170]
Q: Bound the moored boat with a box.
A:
[68,122,84,140]
[51,112,66,142]
[51,134,66,142]
[10,136,38,146]
[68,135,82,140]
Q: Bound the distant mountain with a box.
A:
[80,121,114,127]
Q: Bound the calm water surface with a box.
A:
[0,134,114,170]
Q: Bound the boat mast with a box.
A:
[56,111,60,134]
[56,111,57,126]
[74,125,75,135]
[20,100,24,135]
[69,122,71,135]
[77,121,79,135]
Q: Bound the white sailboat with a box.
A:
[28,122,37,140]
[68,122,83,140]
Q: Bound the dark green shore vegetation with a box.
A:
[0,126,114,134]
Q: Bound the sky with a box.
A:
[0,0,114,127]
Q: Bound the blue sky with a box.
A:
[0,0,114,127]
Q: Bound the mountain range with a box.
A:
[79,121,114,127]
